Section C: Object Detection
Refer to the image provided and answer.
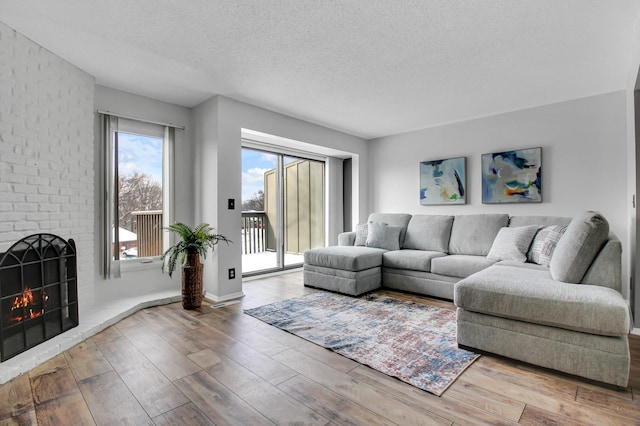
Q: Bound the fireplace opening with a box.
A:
[0,234,78,362]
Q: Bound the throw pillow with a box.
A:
[366,222,402,251]
[550,211,609,283]
[527,226,551,264]
[487,225,539,262]
[354,223,368,246]
[537,225,567,266]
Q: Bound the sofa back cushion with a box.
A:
[449,214,509,256]
[402,215,454,252]
[367,213,412,246]
[550,211,610,283]
[508,215,571,228]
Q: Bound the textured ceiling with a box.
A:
[1,0,639,139]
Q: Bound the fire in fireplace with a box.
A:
[9,287,47,323]
[0,234,79,362]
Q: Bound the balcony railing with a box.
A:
[242,211,268,254]
[132,210,163,257]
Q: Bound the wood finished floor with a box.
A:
[0,271,639,425]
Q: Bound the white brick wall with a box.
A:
[0,22,95,306]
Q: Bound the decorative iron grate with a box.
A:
[0,234,79,362]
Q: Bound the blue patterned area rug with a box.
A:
[244,292,479,396]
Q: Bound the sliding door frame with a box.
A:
[242,141,326,277]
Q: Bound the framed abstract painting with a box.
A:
[482,147,542,204]
[420,157,466,205]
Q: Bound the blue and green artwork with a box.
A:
[420,157,466,205]
[482,147,541,204]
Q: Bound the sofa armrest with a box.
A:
[338,231,356,246]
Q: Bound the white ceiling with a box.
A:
[1,1,639,139]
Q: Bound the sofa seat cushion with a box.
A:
[304,246,387,271]
[454,265,630,336]
[430,255,498,278]
[382,249,447,272]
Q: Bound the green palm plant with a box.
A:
[161,223,232,278]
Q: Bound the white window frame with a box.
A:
[101,114,176,277]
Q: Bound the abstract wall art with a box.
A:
[481,147,542,204]
[420,157,466,205]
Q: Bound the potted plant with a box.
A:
[161,223,231,309]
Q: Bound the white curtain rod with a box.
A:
[97,109,186,130]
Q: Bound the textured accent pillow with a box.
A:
[527,226,552,264]
[537,225,567,266]
[487,225,539,262]
[354,223,368,246]
[550,211,609,283]
[366,222,402,251]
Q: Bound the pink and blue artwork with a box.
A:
[482,147,542,204]
[420,157,466,205]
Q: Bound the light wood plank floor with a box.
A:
[0,271,638,425]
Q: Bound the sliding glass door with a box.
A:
[242,148,325,275]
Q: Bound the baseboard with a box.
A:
[204,291,245,303]
[631,328,640,336]
[243,267,303,281]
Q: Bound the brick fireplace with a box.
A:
[0,234,79,362]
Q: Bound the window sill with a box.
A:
[118,257,163,273]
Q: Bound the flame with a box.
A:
[9,287,46,323]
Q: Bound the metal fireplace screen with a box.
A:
[0,234,79,362]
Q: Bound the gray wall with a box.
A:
[627,15,640,328]
[369,92,630,300]
[194,96,369,300]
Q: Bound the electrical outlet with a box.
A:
[228,198,235,209]
[228,268,236,279]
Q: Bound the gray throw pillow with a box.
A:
[354,223,368,246]
[537,225,567,266]
[487,225,539,262]
[366,222,402,251]
[550,211,609,283]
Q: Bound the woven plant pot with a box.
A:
[181,253,204,309]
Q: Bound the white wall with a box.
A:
[194,96,369,300]
[369,92,630,299]
[626,10,640,326]
[93,86,194,302]
[0,22,96,307]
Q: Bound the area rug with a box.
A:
[244,292,479,396]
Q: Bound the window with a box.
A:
[101,115,175,275]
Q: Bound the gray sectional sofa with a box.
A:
[303,211,631,386]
